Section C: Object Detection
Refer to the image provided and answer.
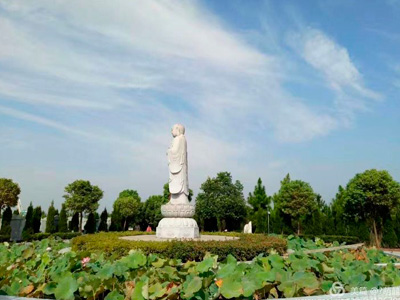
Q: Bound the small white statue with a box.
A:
[243,221,252,234]
[167,124,189,205]
[17,198,23,214]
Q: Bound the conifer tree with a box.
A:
[84,212,96,233]
[32,206,42,233]
[69,212,79,232]
[23,202,34,235]
[45,201,57,233]
[98,208,108,231]
[248,178,271,233]
[58,204,68,232]
[0,206,12,235]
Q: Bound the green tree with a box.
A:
[274,176,317,235]
[63,180,103,232]
[394,212,400,246]
[163,183,170,203]
[23,202,34,236]
[163,183,193,202]
[248,178,271,233]
[113,190,141,230]
[331,186,347,235]
[302,194,327,236]
[382,218,398,248]
[32,206,42,233]
[69,212,79,232]
[98,208,108,232]
[143,195,165,229]
[109,209,122,231]
[342,169,400,247]
[84,212,96,234]
[58,204,68,232]
[0,178,21,210]
[195,172,247,231]
[0,206,12,235]
[46,201,57,233]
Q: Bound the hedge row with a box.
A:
[27,232,82,241]
[298,234,361,244]
[0,235,9,242]
[0,232,81,242]
[71,231,287,261]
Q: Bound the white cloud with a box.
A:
[287,28,382,124]
[0,1,382,207]
[290,29,381,100]
[0,0,340,143]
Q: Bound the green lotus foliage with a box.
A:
[0,237,399,299]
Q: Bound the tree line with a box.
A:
[1,168,400,247]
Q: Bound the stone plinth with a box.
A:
[161,203,195,217]
[156,217,199,239]
[156,203,199,239]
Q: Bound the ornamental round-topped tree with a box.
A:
[156,124,200,239]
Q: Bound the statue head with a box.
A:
[171,124,185,137]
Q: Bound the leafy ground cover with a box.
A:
[72,231,287,261]
[286,235,354,251]
[1,237,400,299]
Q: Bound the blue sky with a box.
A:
[0,0,399,211]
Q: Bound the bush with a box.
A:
[32,206,42,233]
[0,206,12,235]
[98,208,108,232]
[58,204,68,232]
[69,212,79,232]
[72,231,287,261]
[26,232,82,241]
[0,225,11,236]
[84,212,96,234]
[0,234,10,242]
[297,234,361,244]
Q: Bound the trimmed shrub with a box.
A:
[84,212,96,234]
[46,201,57,233]
[72,231,287,261]
[298,234,361,244]
[0,206,12,235]
[32,206,42,233]
[28,232,82,241]
[23,202,34,236]
[58,204,68,232]
[69,212,79,232]
[0,234,10,242]
[98,208,108,232]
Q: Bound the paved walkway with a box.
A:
[383,249,400,258]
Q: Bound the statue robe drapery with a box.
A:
[168,135,189,196]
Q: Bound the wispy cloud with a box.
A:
[287,28,382,123]
[0,0,348,144]
[0,0,383,207]
[289,28,380,99]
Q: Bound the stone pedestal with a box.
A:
[156,203,199,239]
[10,215,25,242]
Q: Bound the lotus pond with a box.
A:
[0,236,399,299]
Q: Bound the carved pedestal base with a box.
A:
[156,217,199,239]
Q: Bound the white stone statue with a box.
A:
[17,198,22,214]
[156,124,199,239]
[168,124,189,204]
[243,221,252,234]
